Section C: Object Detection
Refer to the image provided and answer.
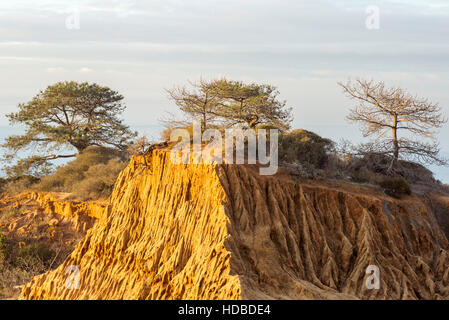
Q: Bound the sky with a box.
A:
[0,0,448,181]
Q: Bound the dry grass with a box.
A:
[34,146,127,201]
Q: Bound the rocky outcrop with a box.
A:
[20,150,449,299]
[25,191,105,232]
[1,191,103,237]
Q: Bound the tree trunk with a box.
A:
[202,94,208,132]
[387,114,399,174]
[248,120,257,129]
[72,141,89,154]
[248,115,259,129]
[202,112,207,132]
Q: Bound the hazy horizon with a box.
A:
[1,0,448,182]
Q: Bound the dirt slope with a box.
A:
[0,191,103,247]
[0,191,104,299]
[20,150,449,299]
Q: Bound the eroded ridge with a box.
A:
[20,150,449,300]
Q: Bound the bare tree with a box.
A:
[338,78,447,173]
[166,78,221,132]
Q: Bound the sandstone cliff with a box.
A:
[1,191,103,244]
[20,150,449,299]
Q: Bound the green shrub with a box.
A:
[380,177,411,198]
[16,243,55,269]
[278,129,334,169]
[0,233,9,264]
[353,168,374,184]
[342,152,436,187]
[395,160,435,185]
[0,178,7,193]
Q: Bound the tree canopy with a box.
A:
[3,81,136,177]
[167,78,292,131]
[339,78,447,173]
[211,79,292,129]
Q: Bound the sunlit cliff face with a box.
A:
[20,150,449,300]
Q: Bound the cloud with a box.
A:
[79,67,93,72]
[0,0,448,45]
[45,66,92,73]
